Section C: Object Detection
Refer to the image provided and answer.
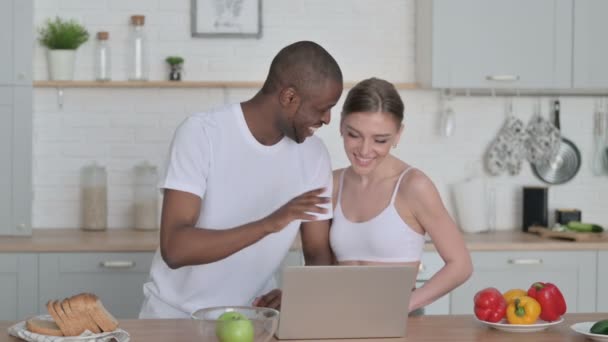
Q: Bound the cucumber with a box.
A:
[566,221,604,233]
[590,319,608,335]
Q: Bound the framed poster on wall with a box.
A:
[191,0,262,38]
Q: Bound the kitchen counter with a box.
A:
[291,230,608,251]
[2,314,607,341]
[437,230,608,251]
[0,229,160,252]
[0,229,607,253]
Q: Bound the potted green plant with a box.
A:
[38,17,89,81]
[165,56,184,81]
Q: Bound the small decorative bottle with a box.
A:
[133,162,159,230]
[81,163,108,231]
[94,31,111,81]
[127,15,149,81]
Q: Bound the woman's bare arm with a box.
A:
[401,172,473,312]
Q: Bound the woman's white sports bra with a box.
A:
[330,168,425,263]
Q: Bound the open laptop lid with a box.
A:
[276,265,417,340]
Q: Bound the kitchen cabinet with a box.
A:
[0,0,11,84]
[450,251,597,314]
[0,0,32,85]
[0,254,38,320]
[11,87,33,235]
[0,86,33,236]
[573,0,608,88]
[416,0,573,89]
[598,251,608,312]
[0,0,32,236]
[0,89,11,233]
[38,252,154,319]
[11,0,33,86]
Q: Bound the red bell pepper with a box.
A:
[527,282,567,322]
[474,287,507,323]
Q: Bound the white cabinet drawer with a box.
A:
[56,253,152,273]
[38,252,154,318]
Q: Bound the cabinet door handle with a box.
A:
[99,261,136,269]
[507,258,543,265]
[486,75,520,82]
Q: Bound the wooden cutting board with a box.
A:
[528,225,606,241]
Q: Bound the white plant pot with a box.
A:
[47,49,76,81]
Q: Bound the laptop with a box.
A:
[275,265,417,340]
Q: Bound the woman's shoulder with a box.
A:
[398,166,437,198]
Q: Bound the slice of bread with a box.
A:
[26,318,63,336]
[46,300,70,336]
[80,293,119,332]
[53,300,79,336]
[61,298,88,335]
[67,295,101,334]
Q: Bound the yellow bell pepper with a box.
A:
[506,296,541,325]
[503,289,528,305]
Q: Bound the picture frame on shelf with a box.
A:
[191,0,262,38]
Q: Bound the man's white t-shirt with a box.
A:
[139,103,333,318]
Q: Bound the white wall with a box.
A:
[32,0,608,230]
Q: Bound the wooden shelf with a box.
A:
[33,80,419,90]
[34,80,262,88]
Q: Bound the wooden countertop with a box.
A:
[0,229,607,253]
[2,314,607,341]
[0,229,160,252]
[432,230,608,251]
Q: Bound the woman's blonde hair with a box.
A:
[341,77,404,125]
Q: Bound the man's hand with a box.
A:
[263,188,329,233]
[252,289,282,310]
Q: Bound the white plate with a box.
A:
[571,322,608,341]
[475,317,564,333]
[7,315,130,342]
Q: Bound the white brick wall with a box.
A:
[32,0,608,230]
[34,0,412,82]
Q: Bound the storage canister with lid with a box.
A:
[134,161,159,230]
[81,163,108,231]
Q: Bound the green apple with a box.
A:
[215,311,255,342]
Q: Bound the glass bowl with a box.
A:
[191,306,280,342]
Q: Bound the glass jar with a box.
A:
[81,163,108,231]
[127,15,148,81]
[134,162,159,230]
[94,31,111,81]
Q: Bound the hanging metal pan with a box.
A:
[532,100,581,184]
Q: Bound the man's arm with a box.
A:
[300,219,333,265]
[160,188,330,269]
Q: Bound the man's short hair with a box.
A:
[261,41,342,96]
